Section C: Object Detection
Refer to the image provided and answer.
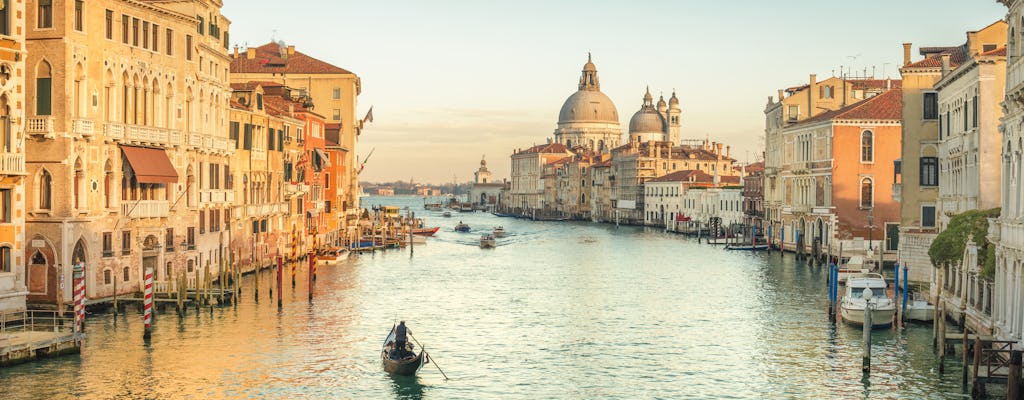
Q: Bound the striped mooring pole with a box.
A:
[72,262,86,334]
[290,227,297,287]
[312,236,318,281]
[143,267,154,339]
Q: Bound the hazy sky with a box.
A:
[223,1,1007,184]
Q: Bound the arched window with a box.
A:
[860,178,873,209]
[104,269,112,285]
[39,169,52,209]
[36,61,52,115]
[0,246,9,272]
[861,130,874,163]
[73,158,83,209]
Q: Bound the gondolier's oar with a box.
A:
[410,333,449,380]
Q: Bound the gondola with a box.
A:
[381,324,426,376]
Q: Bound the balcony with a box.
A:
[26,116,55,139]
[0,152,25,175]
[104,122,184,148]
[1009,58,1024,96]
[71,118,95,138]
[200,189,235,203]
[122,200,170,219]
[245,202,287,217]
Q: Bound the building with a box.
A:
[508,142,572,214]
[897,22,1008,283]
[229,42,361,234]
[553,54,621,153]
[0,0,26,314]
[742,162,765,230]
[643,170,740,229]
[679,186,744,232]
[588,160,614,222]
[627,88,681,145]
[766,83,902,260]
[24,0,233,305]
[470,156,504,208]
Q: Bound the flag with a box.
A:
[361,106,374,124]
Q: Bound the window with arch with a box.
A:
[73,158,84,209]
[104,269,112,285]
[39,169,52,209]
[860,178,873,209]
[36,61,52,115]
[0,245,8,272]
[123,266,130,282]
[861,130,873,163]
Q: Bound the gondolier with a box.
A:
[393,321,412,358]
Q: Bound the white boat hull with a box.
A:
[841,304,896,328]
[903,300,934,322]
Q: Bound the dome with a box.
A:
[629,107,666,134]
[558,90,620,124]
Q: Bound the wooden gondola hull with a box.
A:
[381,346,424,375]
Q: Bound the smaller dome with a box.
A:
[583,52,596,71]
[657,95,666,108]
[669,91,680,108]
[629,107,667,134]
[643,87,653,104]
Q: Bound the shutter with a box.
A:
[243,124,252,150]
[36,78,52,115]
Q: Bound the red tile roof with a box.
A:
[850,79,901,90]
[520,142,570,154]
[904,46,966,69]
[980,46,1007,57]
[649,169,713,183]
[799,88,902,124]
[744,162,764,173]
[230,42,355,75]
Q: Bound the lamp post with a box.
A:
[866,208,877,270]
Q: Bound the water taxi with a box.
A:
[493,226,506,238]
[454,222,470,232]
[480,234,496,248]
[840,273,896,328]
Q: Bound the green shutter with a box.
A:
[243,124,252,150]
[36,78,51,115]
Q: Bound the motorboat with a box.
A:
[442,211,452,218]
[840,273,896,328]
[493,226,506,238]
[454,222,470,232]
[724,243,768,251]
[480,234,496,249]
[424,203,443,211]
[317,247,350,265]
[903,293,935,322]
[411,226,440,236]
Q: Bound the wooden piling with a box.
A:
[254,258,260,302]
[276,256,283,309]
[939,299,947,372]
[308,251,314,301]
[972,336,983,398]
[863,297,872,374]
[934,265,944,349]
[1010,350,1022,400]
[962,324,969,387]
[112,275,118,316]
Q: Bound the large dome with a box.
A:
[558,90,620,125]
[629,107,666,134]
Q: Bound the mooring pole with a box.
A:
[276,256,283,309]
[863,292,873,375]
[73,262,85,334]
[143,267,154,340]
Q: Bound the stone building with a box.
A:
[469,156,504,209]
[553,54,622,153]
[23,0,233,304]
[742,162,765,229]
[0,0,26,314]
[508,142,572,214]
[643,170,740,229]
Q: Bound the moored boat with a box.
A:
[840,273,896,328]
[454,222,470,232]
[724,243,768,251]
[411,226,440,236]
[493,226,506,238]
[480,234,496,248]
[442,211,452,218]
[382,324,425,376]
[317,247,350,264]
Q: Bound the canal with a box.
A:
[1,196,967,398]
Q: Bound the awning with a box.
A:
[313,148,331,170]
[121,145,179,183]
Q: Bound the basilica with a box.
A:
[506,55,743,223]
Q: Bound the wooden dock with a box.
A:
[0,310,80,367]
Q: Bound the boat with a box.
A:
[381,325,425,376]
[480,234,496,248]
[442,211,452,218]
[459,203,474,212]
[491,211,516,218]
[411,226,440,236]
[903,294,935,322]
[425,203,443,211]
[493,226,506,238]
[532,215,568,222]
[317,247,350,264]
[840,273,897,328]
[837,256,870,283]
[454,222,470,232]
[724,243,768,251]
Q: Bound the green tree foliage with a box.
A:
[928,208,1000,280]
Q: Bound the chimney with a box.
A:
[716,143,723,160]
[726,145,731,158]
[777,89,785,102]
[809,74,817,118]
[941,53,951,77]
[902,43,912,66]
[287,45,296,55]
[233,46,239,58]
[246,47,255,59]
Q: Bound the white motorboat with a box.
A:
[479,234,496,249]
[903,296,935,322]
[493,226,506,238]
[840,273,896,328]
[443,211,452,218]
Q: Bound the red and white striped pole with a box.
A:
[72,263,85,334]
[290,227,296,287]
[143,267,154,339]
[312,235,318,281]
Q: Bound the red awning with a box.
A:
[121,145,179,183]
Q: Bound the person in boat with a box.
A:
[391,321,414,359]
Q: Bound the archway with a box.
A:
[25,235,57,303]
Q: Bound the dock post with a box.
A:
[962,325,969,387]
[894,264,900,328]
[254,258,260,302]
[308,251,314,301]
[176,271,184,317]
[862,295,872,374]
[902,264,909,322]
[276,256,283,309]
[143,267,153,340]
[72,262,85,334]
[939,299,947,372]
[934,265,944,350]
[972,336,983,398]
[112,274,118,316]
[1009,350,1022,400]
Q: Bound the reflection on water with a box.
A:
[0,196,968,398]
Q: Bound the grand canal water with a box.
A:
[1,196,969,399]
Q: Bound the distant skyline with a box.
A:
[223,1,1008,184]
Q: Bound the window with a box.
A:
[860,130,873,163]
[166,28,173,56]
[165,228,174,251]
[132,18,139,46]
[152,24,159,53]
[197,15,204,34]
[923,92,938,120]
[142,21,149,49]
[920,157,938,186]
[122,230,131,255]
[243,124,252,150]
[788,105,799,121]
[122,15,129,44]
[0,188,9,223]
[0,246,9,272]
[225,165,232,190]
[230,121,240,146]
[186,34,193,60]
[333,88,341,100]
[39,170,52,209]
[103,232,113,257]
[223,209,230,232]
[123,267,130,282]
[332,109,341,121]
[885,223,900,251]
[104,269,112,285]
[860,178,873,209]
[256,93,263,109]
[0,0,9,36]
[267,128,275,151]
[984,44,998,52]
[199,210,205,234]
[187,227,195,249]
[105,10,113,39]
[922,206,937,228]
[74,1,84,31]
[36,62,52,115]
[38,0,53,29]
[973,94,978,128]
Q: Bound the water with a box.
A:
[0,196,968,399]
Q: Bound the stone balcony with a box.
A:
[1009,58,1024,97]
[200,189,235,204]
[122,200,170,219]
[244,202,287,218]
[26,116,55,139]
[71,118,95,138]
[0,152,25,176]
[103,123,235,154]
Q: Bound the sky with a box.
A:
[222,0,1008,184]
